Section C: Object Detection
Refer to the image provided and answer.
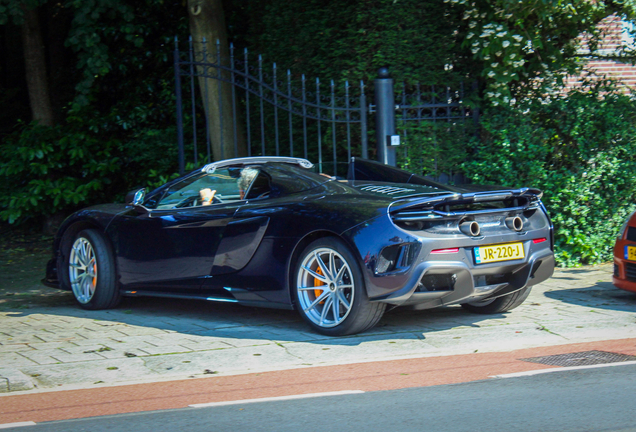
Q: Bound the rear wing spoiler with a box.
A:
[389,188,543,221]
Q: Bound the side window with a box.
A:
[265,164,323,195]
[238,167,260,199]
[244,171,271,199]
[153,167,260,209]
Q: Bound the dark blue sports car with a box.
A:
[44,157,555,335]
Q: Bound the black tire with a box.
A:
[461,286,532,314]
[292,237,386,336]
[64,229,120,310]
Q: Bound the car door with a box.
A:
[112,167,250,290]
[207,169,275,276]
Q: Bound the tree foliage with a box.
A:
[0,0,188,223]
[239,0,472,85]
[463,79,636,266]
[447,0,636,105]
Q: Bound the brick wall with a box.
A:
[567,14,636,90]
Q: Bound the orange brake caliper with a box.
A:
[314,266,325,303]
[92,263,97,287]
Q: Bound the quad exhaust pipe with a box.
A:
[505,216,524,232]
[459,220,480,237]
[458,216,523,236]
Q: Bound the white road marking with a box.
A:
[492,360,636,379]
[189,390,365,408]
[0,422,36,429]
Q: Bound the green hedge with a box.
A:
[396,121,472,179]
[463,81,636,266]
[0,115,181,225]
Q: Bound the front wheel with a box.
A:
[293,237,385,336]
[66,229,120,310]
[461,286,532,314]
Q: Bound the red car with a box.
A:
[613,211,636,293]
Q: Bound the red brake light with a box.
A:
[533,238,547,244]
[431,248,459,254]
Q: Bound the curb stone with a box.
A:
[0,368,35,393]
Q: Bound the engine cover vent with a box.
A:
[358,185,416,195]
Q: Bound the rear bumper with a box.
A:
[613,276,636,293]
[371,240,555,308]
[612,242,636,293]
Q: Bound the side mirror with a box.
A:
[125,188,146,206]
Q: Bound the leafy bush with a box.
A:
[446,0,636,106]
[0,120,123,224]
[241,0,473,86]
[397,120,472,182]
[0,114,183,225]
[463,81,636,266]
[0,0,189,226]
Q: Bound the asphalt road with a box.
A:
[11,362,636,432]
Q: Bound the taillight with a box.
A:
[431,248,459,254]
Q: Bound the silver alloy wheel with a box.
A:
[68,237,97,304]
[296,247,355,328]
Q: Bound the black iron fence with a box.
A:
[174,37,478,181]
[394,82,479,183]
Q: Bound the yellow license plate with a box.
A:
[625,246,636,261]
[475,242,525,264]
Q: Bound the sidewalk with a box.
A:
[1,264,634,394]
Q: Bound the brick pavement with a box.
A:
[0,264,634,393]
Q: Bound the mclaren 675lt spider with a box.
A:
[43,157,555,335]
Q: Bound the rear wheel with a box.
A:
[66,229,120,310]
[461,286,532,314]
[293,238,385,336]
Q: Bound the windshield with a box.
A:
[145,167,259,210]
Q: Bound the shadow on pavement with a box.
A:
[1,288,510,345]
[543,281,636,312]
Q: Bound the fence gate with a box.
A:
[174,37,478,182]
[174,37,367,177]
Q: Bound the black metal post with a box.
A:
[316,78,322,172]
[273,63,279,156]
[188,37,198,167]
[374,67,396,166]
[330,80,336,176]
[230,43,238,158]
[244,48,251,157]
[216,39,224,160]
[288,70,293,157]
[360,81,368,159]
[174,37,185,176]
[258,55,265,156]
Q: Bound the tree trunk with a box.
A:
[21,6,54,127]
[187,0,247,161]
[45,1,73,123]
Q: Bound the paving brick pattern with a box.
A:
[0,264,634,393]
